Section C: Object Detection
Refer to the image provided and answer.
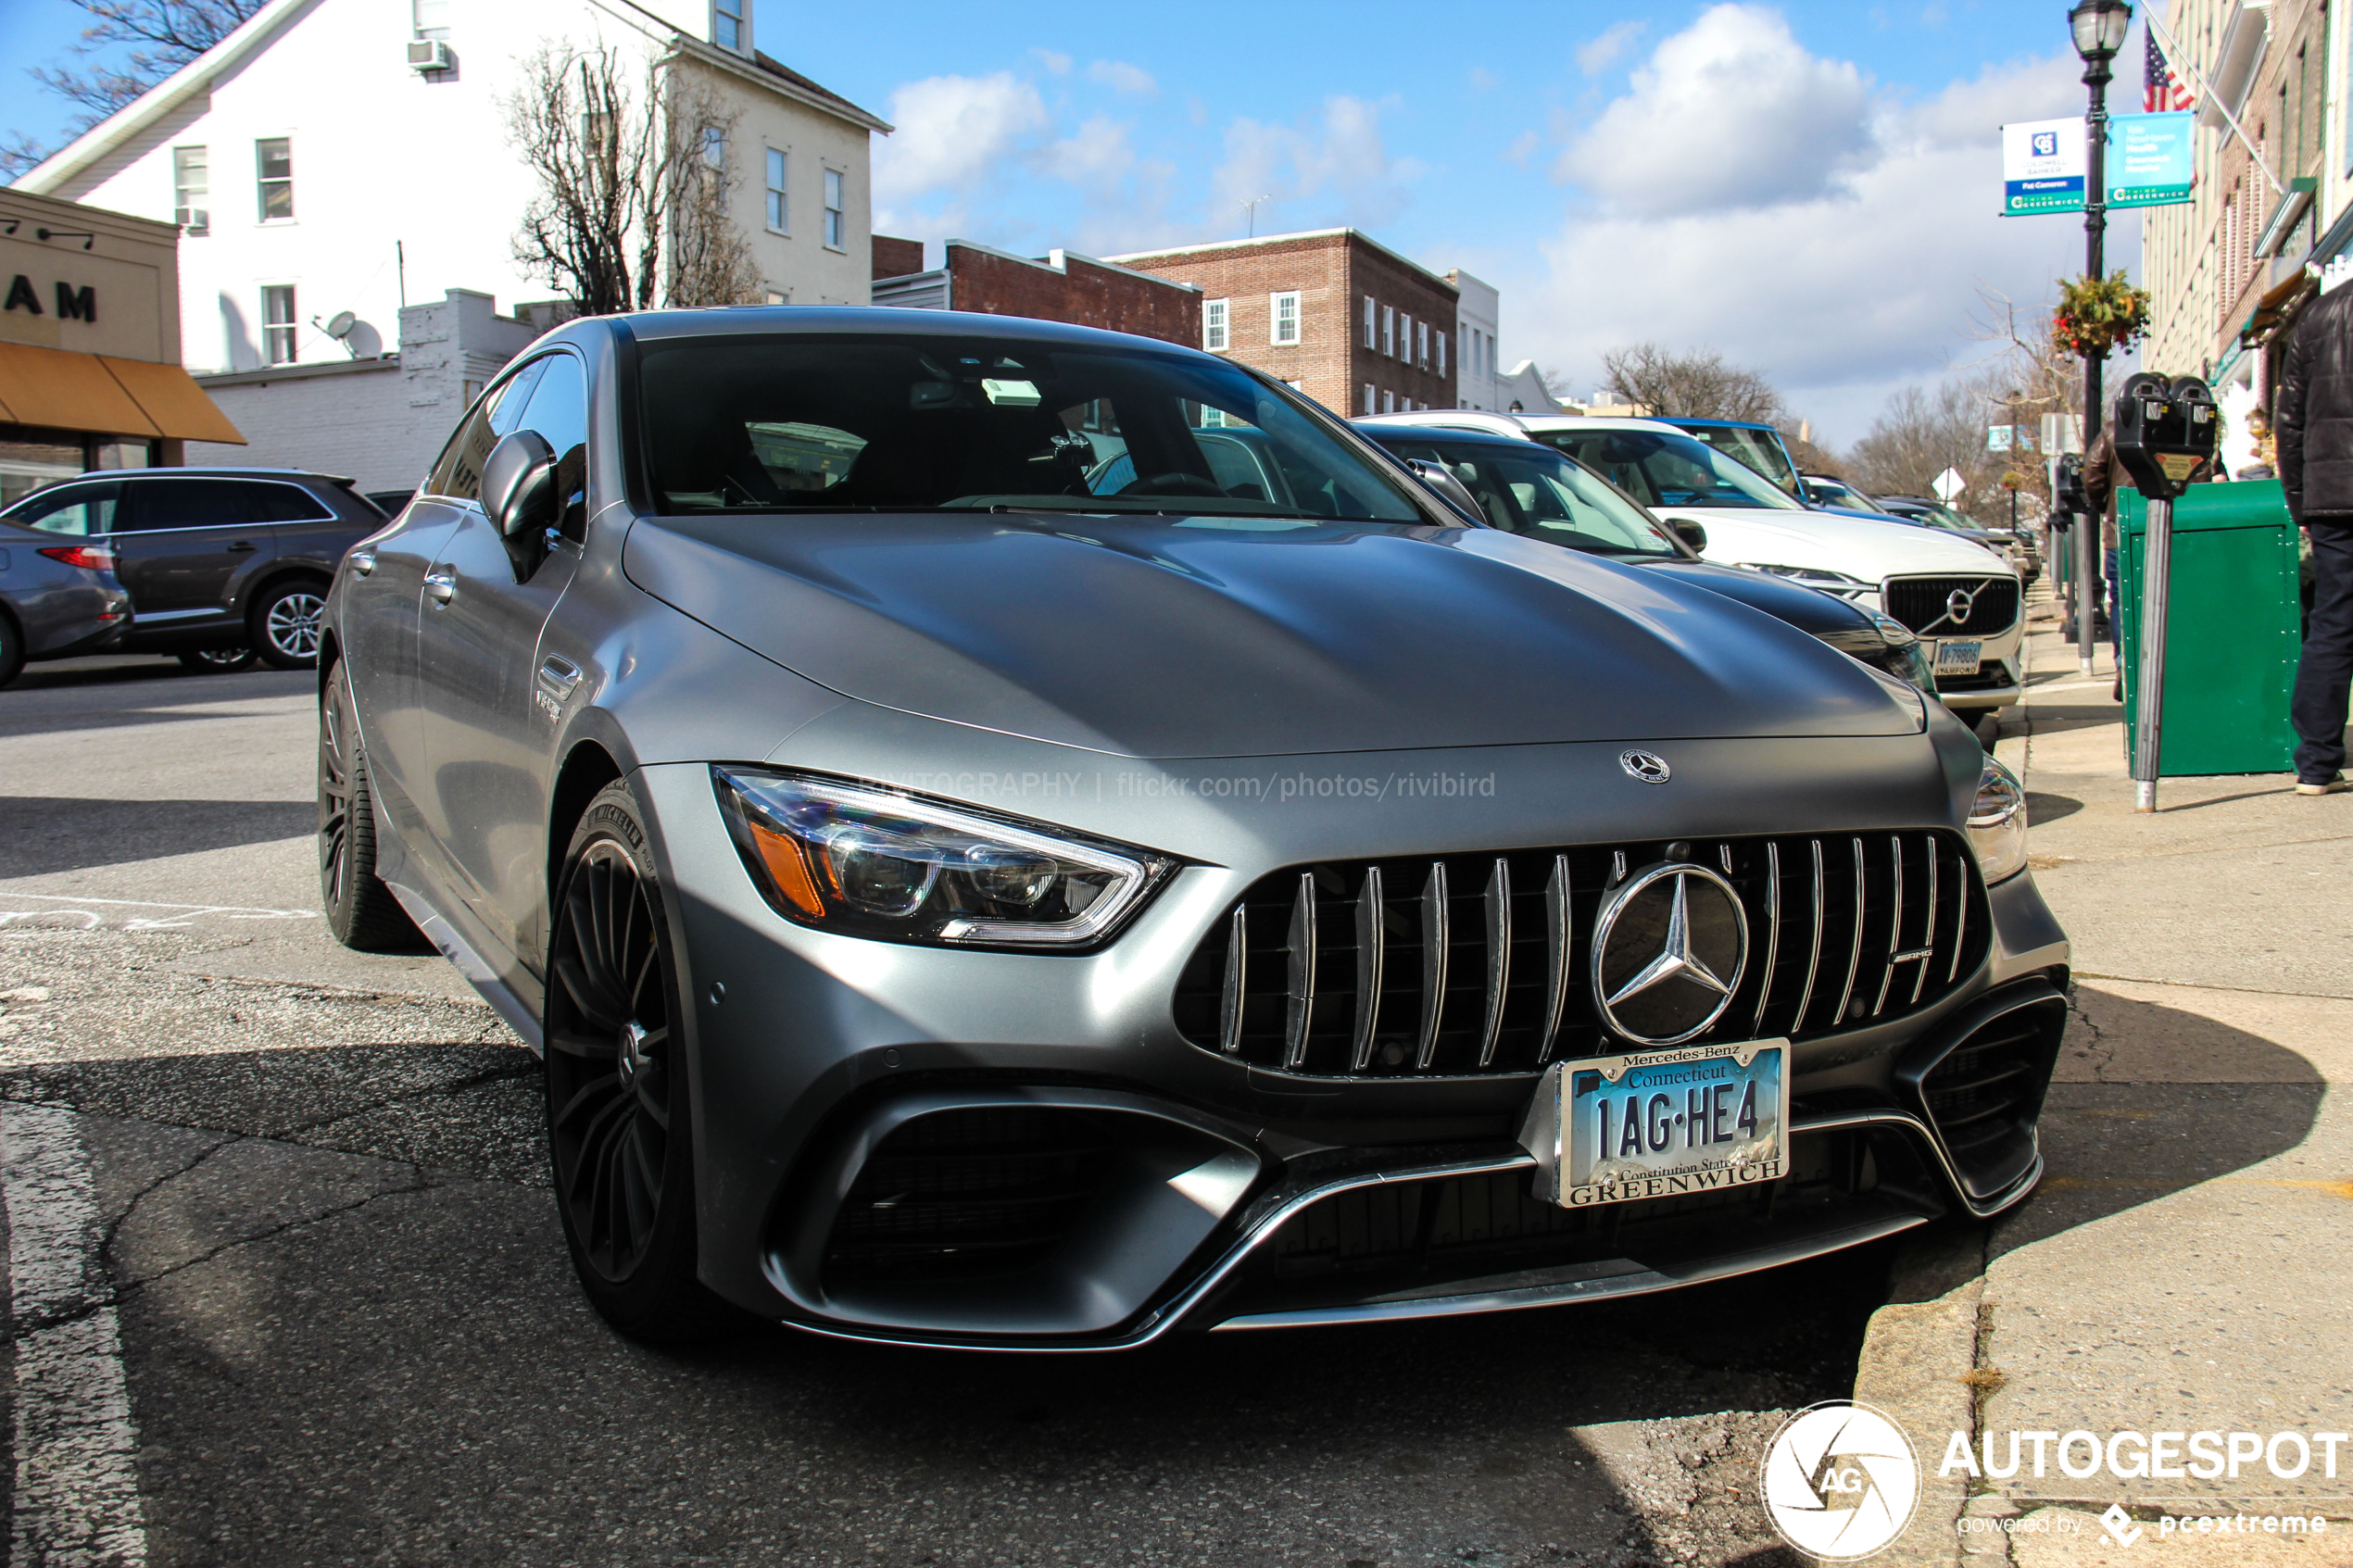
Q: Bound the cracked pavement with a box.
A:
[0,655,1894,1567]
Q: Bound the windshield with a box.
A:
[1533,427,1805,511]
[1806,477,1876,509]
[635,333,1428,522]
[1376,436,1682,558]
[1670,422,1800,493]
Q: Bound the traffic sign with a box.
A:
[1932,468,1967,503]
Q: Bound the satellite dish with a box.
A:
[325,310,357,338]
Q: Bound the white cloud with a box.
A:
[1085,59,1157,96]
[1509,17,2089,445]
[1559,5,1873,218]
[1043,115,1135,189]
[1576,19,1647,76]
[1034,49,1073,76]
[1213,95,1425,232]
[874,72,1051,211]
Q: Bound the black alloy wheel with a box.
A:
[0,614,22,687]
[180,646,255,673]
[318,661,421,951]
[252,580,327,669]
[544,783,724,1340]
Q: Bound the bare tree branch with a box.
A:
[1599,343,1786,422]
[5,0,261,176]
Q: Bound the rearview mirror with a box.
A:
[481,429,558,539]
[1406,458,1488,525]
[1667,517,1707,553]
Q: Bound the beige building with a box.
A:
[0,187,243,507]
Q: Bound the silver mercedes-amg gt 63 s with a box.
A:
[319,307,2069,1346]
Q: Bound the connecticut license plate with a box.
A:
[1934,639,1982,675]
[1558,1041,1788,1208]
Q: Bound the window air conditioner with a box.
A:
[407,39,455,72]
[174,206,208,234]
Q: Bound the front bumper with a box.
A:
[634,735,2070,1350]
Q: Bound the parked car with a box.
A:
[1799,472,1882,511]
[1365,412,2027,713]
[1658,416,1806,495]
[1357,424,1936,694]
[0,468,386,671]
[0,501,134,685]
[321,308,2068,1348]
[1878,495,2040,583]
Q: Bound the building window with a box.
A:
[411,0,450,38]
[1381,305,1394,357]
[171,145,208,234]
[713,0,746,51]
[262,285,297,364]
[1203,298,1228,351]
[765,147,787,231]
[1417,321,1428,367]
[1381,389,1394,414]
[1363,295,1376,348]
[1270,291,1300,345]
[823,168,844,248]
[765,290,787,305]
[255,137,293,221]
[1401,314,1413,363]
[1436,331,1445,377]
[1364,383,1376,414]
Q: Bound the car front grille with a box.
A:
[822,1107,1109,1286]
[1173,831,1990,1078]
[1881,575,2021,637]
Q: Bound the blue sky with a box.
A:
[1,0,2137,445]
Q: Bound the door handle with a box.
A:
[423,569,457,604]
[349,549,376,577]
[536,655,584,704]
[225,539,258,553]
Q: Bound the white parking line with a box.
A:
[2,1102,147,1567]
[0,894,316,932]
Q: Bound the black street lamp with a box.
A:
[2070,0,2132,673]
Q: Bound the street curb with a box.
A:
[1846,1225,1994,1568]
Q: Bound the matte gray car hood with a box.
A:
[623,512,1919,759]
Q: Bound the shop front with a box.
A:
[0,187,243,505]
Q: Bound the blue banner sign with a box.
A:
[2108,111,2195,208]
[2004,113,2195,215]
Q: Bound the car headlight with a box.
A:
[712,768,1176,947]
[1743,563,1873,599]
[1867,609,1916,647]
[1967,756,2029,884]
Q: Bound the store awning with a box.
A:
[2240,266,2318,346]
[0,341,245,443]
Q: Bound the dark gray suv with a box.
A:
[0,467,385,670]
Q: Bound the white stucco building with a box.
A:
[1442,268,1557,415]
[14,0,888,377]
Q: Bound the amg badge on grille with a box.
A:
[1591,863,1749,1045]
[1618,750,1670,784]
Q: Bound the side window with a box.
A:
[6,483,120,536]
[122,479,254,530]
[514,354,590,541]
[244,482,335,523]
[426,358,548,503]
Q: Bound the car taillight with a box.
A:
[36,544,117,571]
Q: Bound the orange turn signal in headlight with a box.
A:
[743,818,826,921]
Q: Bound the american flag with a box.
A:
[2145,28,2195,112]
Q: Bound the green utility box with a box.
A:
[2118,480,2301,776]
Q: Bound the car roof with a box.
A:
[46,467,354,484]
[610,303,1211,357]
[1663,417,1779,432]
[1353,422,1550,452]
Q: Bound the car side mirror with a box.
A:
[481,429,559,539]
[1406,459,1489,525]
[1667,517,1707,553]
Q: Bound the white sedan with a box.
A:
[1359,411,2024,715]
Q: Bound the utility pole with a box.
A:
[2069,0,2130,678]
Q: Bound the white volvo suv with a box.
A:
[1360,411,2024,718]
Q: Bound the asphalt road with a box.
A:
[0,654,1897,1568]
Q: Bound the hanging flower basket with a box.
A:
[2050,271,2153,360]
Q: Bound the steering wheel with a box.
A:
[1120,470,1227,498]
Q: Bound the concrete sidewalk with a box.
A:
[1856,589,2353,1564]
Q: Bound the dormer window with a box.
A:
[713,0,747,52]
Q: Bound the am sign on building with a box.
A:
[12,0,890,383]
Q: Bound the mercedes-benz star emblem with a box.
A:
[1619,750,1671,784]
[1590,862,1750,1045]
[1944,586,1977,626]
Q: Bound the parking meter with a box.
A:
[2055,452,2093,662]
[2112,373,2220,812]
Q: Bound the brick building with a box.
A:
[870,238,1201,347]
[1107,229,1457,415]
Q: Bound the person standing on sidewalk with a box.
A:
[2276,282,2353,796]
[2082,420,2127,692]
